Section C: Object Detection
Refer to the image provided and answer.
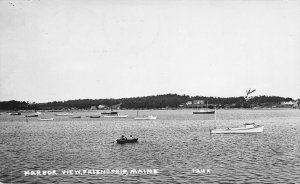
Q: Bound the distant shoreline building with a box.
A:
[185,100,206,108]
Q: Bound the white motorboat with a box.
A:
[210,105,264,134]
[38,118,54,121]
[210,123,264,134]
[134,115,157,120]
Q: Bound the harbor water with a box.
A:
[1,109,300,183]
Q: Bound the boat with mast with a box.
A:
[210,89,264,134]
[193,101,215,114]
[210,123,264,134]
[134,111,157,120]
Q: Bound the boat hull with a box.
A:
[25,114,38,117]
[210,125,264,134]
[89,116,101,118]
[104,115,128,118]
[134,116,157,120]
[193,111,215,114]
[69,116,81,118]
[38,118,54,121]
[10,112,21,115]
[101,112,118,115]
[116,138,138,144]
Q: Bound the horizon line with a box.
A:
[0,93,297,104]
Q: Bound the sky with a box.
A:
[0,0,299,102]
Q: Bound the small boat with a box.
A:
[10,112,21,115]
[210,123,264,134]
[103,114,128,118]
[87,115,101,118]
[116,138,138,144]
[55,113,74,116]
[134,115,157,120]
[25,114,38,117]
[134,111,156,120]
[101,111,118,115]
[193,101,215,114]
[38,118,54,121]
[69,115,81,118]
[193,109,215,114]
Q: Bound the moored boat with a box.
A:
[25,114,38,117]
[210,123,264,134]
[38,118,54,121]
[193,110,215,114]
[193,101,215,114]
[116,138,138,144]
[134,115,157,120]
[87,115,101,118]
[10,112,21,115]
[69,115,81,118]
[101,111,118,115]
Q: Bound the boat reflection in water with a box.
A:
[210,123,264,134]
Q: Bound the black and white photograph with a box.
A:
[0,0,300,183]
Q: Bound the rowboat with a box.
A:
[38,118,54,121]
[134,115,157,120]
[210,123,264,134]
[116,138,138,144]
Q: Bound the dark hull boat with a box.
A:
[116,138,138,144]
[88,115,101,118]
[193,110,215,114]
[101,111,118,115]
[25,114,38,117]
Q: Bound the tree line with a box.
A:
[0,94,296,110]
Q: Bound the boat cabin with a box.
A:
[244,123,255,128]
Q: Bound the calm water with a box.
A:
[1,109,300,183]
